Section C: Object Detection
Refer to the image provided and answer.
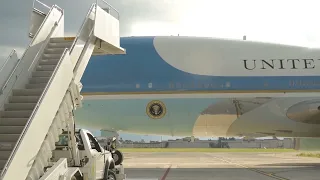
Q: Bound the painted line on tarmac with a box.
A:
[160,164,172,180]
[207,154,290,180]
[126,178,159,180]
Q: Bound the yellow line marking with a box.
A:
[208,154,290,180]
[64,37,75,40]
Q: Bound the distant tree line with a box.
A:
[209,137,236,148]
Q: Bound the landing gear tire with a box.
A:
[112,150,123,165]
[107,170,116,180]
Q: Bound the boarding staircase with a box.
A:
[0,0,125,179]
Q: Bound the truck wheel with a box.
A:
[103,161,116,180]
[107,170,116,180]
[71,172,83,180]
[112,150,123,165]
[71,176,82,180]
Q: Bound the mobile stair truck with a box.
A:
[0,0,126,179]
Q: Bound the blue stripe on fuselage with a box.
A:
[80,36,320,93]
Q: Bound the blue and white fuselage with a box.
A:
[75,36,320,138]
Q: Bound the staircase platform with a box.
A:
[55,36,126,55]
[93,38,126,55]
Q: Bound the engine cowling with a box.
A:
[286,100,320,124]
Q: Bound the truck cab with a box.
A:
[51,128,125,180]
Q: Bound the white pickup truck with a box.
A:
[49,128,126,180]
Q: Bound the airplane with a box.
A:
[74,36,320,139]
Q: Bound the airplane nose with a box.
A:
[286,100,320,124]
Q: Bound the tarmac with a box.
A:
[122,152,320,180]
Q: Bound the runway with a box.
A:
[122,152,320,180]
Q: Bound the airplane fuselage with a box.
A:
[74,36,320,138]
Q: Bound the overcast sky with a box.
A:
[1,0,320,62]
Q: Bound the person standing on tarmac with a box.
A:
[111,136,117,149]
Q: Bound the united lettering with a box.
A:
[243,59,318,70]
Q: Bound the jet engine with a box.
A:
[286,99,320,124]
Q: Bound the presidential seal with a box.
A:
[146,100,166,119]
